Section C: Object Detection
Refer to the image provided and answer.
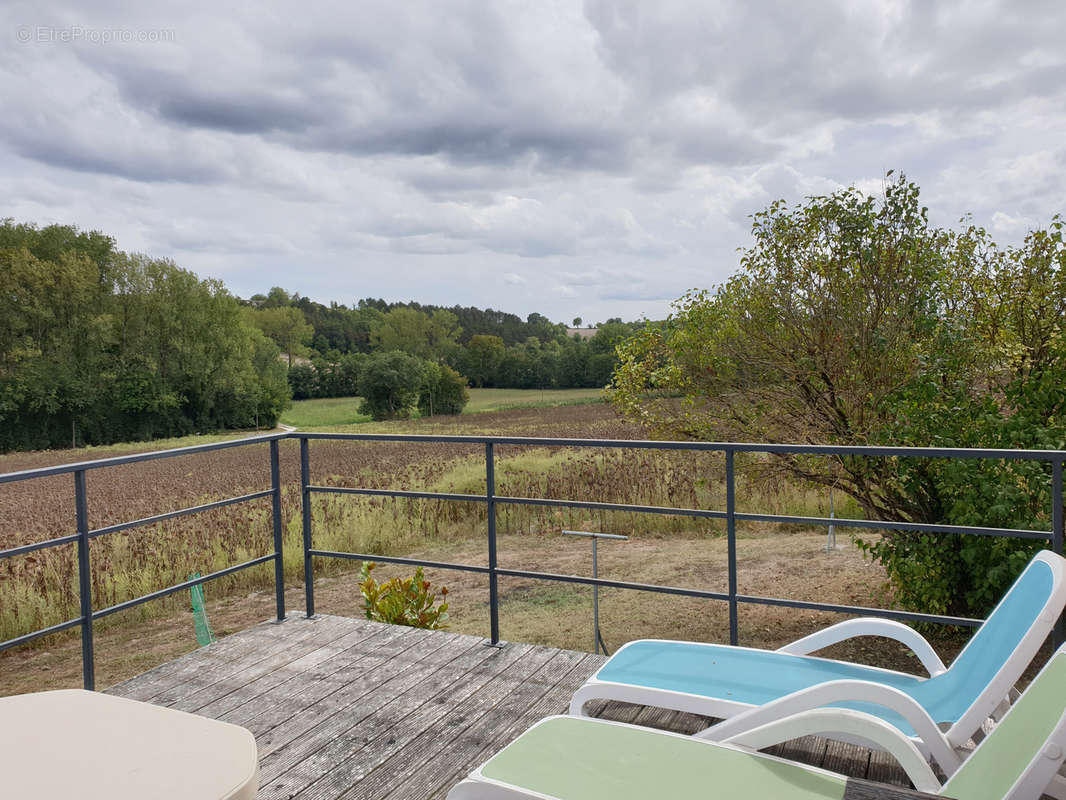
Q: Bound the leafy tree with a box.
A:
[572,317,582,327]
[609,175,1066,617]
[250,306,313,367]
[358,351,426,420]
[0,221,290,450]
[461,335,506,387]
[262,286,294,308]
[288,363,318,400]
[418,363,469,416]
[372,307,462,361]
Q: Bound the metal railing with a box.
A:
[0,433,289,690]
[1,432,1064,690]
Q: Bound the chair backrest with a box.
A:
[939,645,1066,800]
[918,550,1066,738]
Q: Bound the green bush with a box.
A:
[357,351,426,420]
[359,562,449,629]
[418,363,470,416]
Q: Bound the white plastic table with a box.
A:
[0,689,258,799]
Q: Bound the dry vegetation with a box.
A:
[1,402,971,696]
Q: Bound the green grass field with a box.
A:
[279,396,372,427]
[279,387,604,429]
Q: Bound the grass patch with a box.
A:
[280,388,605,430]
[462,388,605,414]
[280,397,372,428]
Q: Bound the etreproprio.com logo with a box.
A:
[16,25,176,44]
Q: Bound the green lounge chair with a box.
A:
[448,642,1066,800]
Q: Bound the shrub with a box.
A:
[418,363,470,416]
[358,561,449,629]
[287,363,318,400]
[357,351,426,420]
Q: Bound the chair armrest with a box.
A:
[721,707,942,793]
[697,678,962,777]
[777,618,947,677]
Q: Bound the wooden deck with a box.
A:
[106,614,915,799]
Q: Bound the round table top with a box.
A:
[0,689,258,800]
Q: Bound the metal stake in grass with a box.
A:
[825,486,843,553]
[562,530,628,655]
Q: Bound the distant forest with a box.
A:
[243,288,642,401]
[0,220,642,451]
[0,221,290,452]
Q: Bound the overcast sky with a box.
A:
[2,1,1065,324]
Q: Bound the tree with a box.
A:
[287,363,318,400]
[572,317,582,328]
[0,221,291,450]
[609,174,1066,617]
[418,363,469,416]
[250,306,313,367]
[371,307,462,361]
[358,351,426,420]
[262,286,294,308]
[461,335,506,387]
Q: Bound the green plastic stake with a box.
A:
[189,573,215,646]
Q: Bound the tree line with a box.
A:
[242,287,641,401]
[0,220,289,452]
[610,173,1066,618]
[0,219,641,448]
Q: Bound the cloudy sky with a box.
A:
[2,1,1064,324]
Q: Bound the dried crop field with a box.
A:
[0,402,915,695]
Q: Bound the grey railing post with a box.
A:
[486,442,500,645]
[74,469,95,690]
[725,449,738,646]
[301,436,315,618]
[270,440,285,622]
[1053,458,1063,647]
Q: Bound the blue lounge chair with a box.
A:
[569,550,1066,773]
[449,641,1066,800]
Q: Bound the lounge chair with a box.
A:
[569,550,1066,772]
[448,641,1066,800]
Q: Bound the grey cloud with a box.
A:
[1,125,226,183]
[315,121,628,169]
[598,284,678,302]
[2,0,1065,325]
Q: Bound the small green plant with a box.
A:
[358,561,449,629]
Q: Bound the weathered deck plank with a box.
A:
[106,614,917,799]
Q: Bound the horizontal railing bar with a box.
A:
[0,433,286,485]
[89,490,275,538]
[2,432,1063,487]
[494,567,731,602]
[309,549,492,574]
[91,554,275,620]
[733,512,1052,540]
[295,432,1066,461]
[497,495,728,519]
[0,533,80,560]
[308,486,1049,541]
[0,616,84,653]
[308,552,983,628]
[493,568,981,627]
[734,593,982,628]
[308,486,488,503]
